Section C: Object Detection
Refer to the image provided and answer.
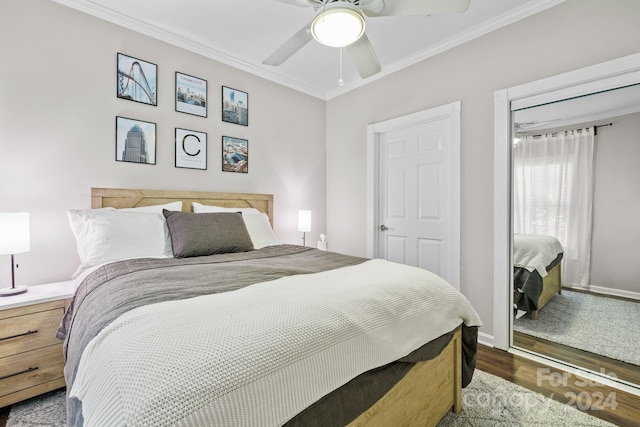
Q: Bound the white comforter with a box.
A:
[513,234,564,277]
[70,258,482,427]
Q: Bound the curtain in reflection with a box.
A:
[513,127,595,287]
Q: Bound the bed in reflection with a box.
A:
[513,233,564,320]
[57,187,482,427]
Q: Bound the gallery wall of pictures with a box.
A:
[115,52,249,174]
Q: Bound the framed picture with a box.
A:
[115,116,156,165]
[117,53,158,106]
[175,128,207,170]
[176,72,207,117]
[222,136,248,173]
[222,86,248,126]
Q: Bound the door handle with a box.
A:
[379,224,389,231]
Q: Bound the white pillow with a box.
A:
[242,213,280,249]
[67,202,181,278]
[192,202,260,216]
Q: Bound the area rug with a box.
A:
[7,371,613,427]
[6,388,66,427]
[514,290,640,366]
[438,370,613,426]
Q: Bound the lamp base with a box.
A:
[0,286,28,297]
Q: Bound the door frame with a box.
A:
[493,52,640,351]
[366,101,461,289]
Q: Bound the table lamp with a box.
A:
[297,210,311,247]
[0,212,30,297]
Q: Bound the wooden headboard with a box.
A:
[91,188,274,224]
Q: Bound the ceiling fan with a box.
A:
[263,0,472,80]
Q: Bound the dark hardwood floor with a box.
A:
[514,331,640,386]
[1,343,638,427]
[477,343,640,427]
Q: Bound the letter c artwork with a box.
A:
[182,134,201,156]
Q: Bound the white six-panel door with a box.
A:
[367,101,460,289]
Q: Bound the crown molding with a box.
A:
[51,0,327,99]
[325,0,567,99]
[52,0,566,101]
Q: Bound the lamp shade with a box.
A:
[0,212,30,255]
[311,3,365,48]
[298,210,312,233]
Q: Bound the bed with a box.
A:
[57,187,482,427]
[513,233,564,320]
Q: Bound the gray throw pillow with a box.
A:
[163,210,254,257]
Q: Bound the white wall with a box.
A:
[0,0,326,286]
[326,0,640,336]
[591,112,640,294]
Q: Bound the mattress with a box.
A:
[58,245,482,426]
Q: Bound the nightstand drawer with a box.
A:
[0,344,64,399]
[0,282,73,407]
[0,305,65,359]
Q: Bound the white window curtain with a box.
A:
[513,127,596,287]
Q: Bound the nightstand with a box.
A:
[0,280,75,408]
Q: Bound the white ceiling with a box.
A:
[53,0,565,100]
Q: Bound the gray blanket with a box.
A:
[58,245,367,426]
[58,245,478,426]
[513,252,563,312]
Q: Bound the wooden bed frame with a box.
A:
[91,187,274,224]
[348,329,462,426]
[531,262,562,320]
[90,187,463,426]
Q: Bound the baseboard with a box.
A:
[563,284,640,301]
[477,331,494,348]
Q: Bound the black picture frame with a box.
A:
[175,128,207,170]
[222,136,248,173]
[222,86,248,126]
[115,116,157,165]
[116,53,158,106]
[176,72,207,117]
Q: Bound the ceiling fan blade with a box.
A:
[272,0,311,7]
[262,23,313,66]
[374,0,471,16]
[346,33,381,79]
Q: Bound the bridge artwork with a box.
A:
[117,53,157,106]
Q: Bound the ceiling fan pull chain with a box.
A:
[338,47,344,86]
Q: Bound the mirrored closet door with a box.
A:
[510,83,640,388]
[494,53,640,393]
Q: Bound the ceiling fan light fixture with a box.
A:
[311,4,365,48]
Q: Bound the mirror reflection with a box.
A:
[511,84,640,387]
